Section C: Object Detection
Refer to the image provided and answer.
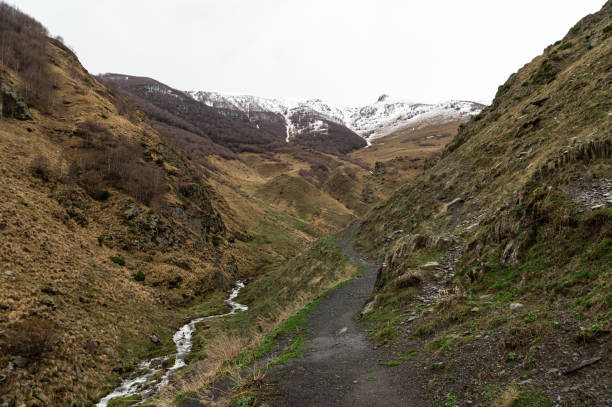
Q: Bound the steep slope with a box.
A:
[101,73,383,223]
[189,90,484,142]
[356,3,611,405]
[103,75,366,155]
[350,120,469,201]
[0,6,282,406]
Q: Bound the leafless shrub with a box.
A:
[3,317,59,362]
[29,154,53,181]
[344,167,356,180]
[337,154,370,170]
[74,120,168,205]
[104,79,139,122]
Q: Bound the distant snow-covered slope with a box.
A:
[188,91,486,142]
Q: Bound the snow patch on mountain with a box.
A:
[187,90,485,143]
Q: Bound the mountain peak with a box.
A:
[377,94,390,102]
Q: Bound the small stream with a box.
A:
[97,281,248,407]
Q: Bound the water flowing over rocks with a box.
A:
[96,281,247,407]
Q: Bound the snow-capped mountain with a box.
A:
[188,90,486,143]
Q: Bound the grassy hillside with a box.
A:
[0,9,258,403]
[0,4,392,406]
[355,3,611,405]
[350,120,469,201]
[0,2,494,406]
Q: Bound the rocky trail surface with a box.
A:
[263,223,420,406]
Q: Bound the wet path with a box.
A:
[265,223,417,406]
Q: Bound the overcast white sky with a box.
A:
[11,0,606,106]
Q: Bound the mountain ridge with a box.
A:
[188,89,485,142]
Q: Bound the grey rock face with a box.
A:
[1,82,32,121]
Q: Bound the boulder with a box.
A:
[149,334,160,344]
[395,272,422,288]
[420,261,442,271]
[122,202,141,220]
[389,234,428,266]
[32,391,48,404]
[361,295,379,316]
[446,197,464,212]
[13,356,29,368]
[41,286,59,295]
[85,340,99,354]
[41,297,57,310]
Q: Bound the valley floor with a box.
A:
[261,223,417,406]
[229,222,610,407]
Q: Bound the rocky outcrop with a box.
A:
[174,182,226,238]
[535,138,612,180]
[385,233,455,270]
[1,81,31,120]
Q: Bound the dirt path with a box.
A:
[263,222,420,406]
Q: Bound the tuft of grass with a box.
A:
[403,349,418,360]
[174,391,197,402]
[271,335,308,365]
[107,394,142,407]
[133,270,146,282]
[385,361,400,367]
[110,256,125,266]
[494,387,550,407]
[233,393,255,407]
[425,335,455,353]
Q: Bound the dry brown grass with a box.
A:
[503,322,553,351]
[155,298,308,406]
[29,153,54,181]
[494,386,520,407]
[2,317,60,361]
[156,263,354,406]
[156,331,251,406]
[395,271,422,288]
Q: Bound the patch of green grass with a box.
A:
[403,349,418,360]
[236,279,338,368]
[174,391,197,402]
[425,335,455,353]
[132,270,145,282]
[110,256,125,266]
[510,390,551,407]
[108,394,142,407]
[444,394,457,407]
[272,335,308,365]
[385,360,400,367]
[233,393,255,407]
